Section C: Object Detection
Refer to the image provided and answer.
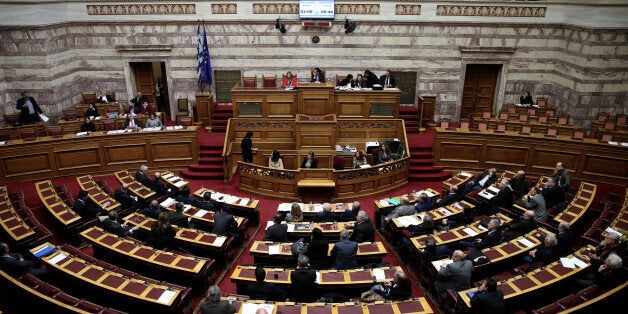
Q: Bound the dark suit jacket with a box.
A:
[301,157,318,168]
[557,230,575,256]
[73,198,103,218]
[311,72,325,83]
[435,192,460,208]
[264,223,288,242]
[124,117,142,129]
[138,206,161,219]
[149,178,170,196]
[148,224,175,249]
[101,219,131,237]
[97,95,114,103]
[331,239,358,270]
[114,189,137,208]
[312,211,334,223]
[379,278,412,300]
[247,281,285,301]
[472,171,498,189]
[80,122,96,132]
[542,185,564,208]
[533,245,560,265]
[0,254,36,276]
[290,267,317,302]
[199,300,235,314]
[197,200,216,211]
[130,96,149,106]
[213,211,237,236]
[491,187,514,210]
[509,176,530,197]
[502,218,537,240]
[475,230,503,250]
[379,74,396,87]
[16,97,43,114]
[168,211,189,228]
[470,290,505,314]
[350,220,375,243]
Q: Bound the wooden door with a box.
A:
[131,62,155,103]
[461,64,500,118]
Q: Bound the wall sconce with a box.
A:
[276,18,286,33]
[344,19,356,34]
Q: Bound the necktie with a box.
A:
[386,77,390,86]
[130,119,135,127]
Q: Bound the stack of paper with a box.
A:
[160,198,176,207]
[213,236,226,246]
[518,238,535,248]
[372,268,386,281]
[460,171,472,177]
[194,209,208,217]
[268,245,280,255]
[157,290,176,304]
[431,259,453,269]
[162,173,174,179]
[174,181,187,188]
[277,203,292,212]
[239,198,250,206]
[49,253,67,265]
[397,215,421,227]
[463,227,478,236]
[379,199,390,207]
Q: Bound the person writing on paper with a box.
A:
[145,112,163,128]
[311,67,325,83]
[80,117,96,133]
[353,150,368,168]
[101,210,140,237]
[16,91,43,125]
[361,270,411,301]
[519,90,534,106]
[200,285,236,314]
[300,151,318,169]
[85,103,99,118]
[339,74,354,88]
[470,278,505,314]
[282,71,297,89]
[268,150,284,169]
[379,69,396,88]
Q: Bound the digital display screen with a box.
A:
[299,0,335,20]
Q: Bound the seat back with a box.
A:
[538,115,548,123]
[546,128,557,136]
[3,113,20,125]
[242,76,257,88]
[262,75,277,88]
[496,124,506,132]
[536,98,547,107]
[617,114,627,124]
[102,119,116,131]
[333,155,345,169]
[601,133,613,141]
[178,117,193,127]
[603,122,615,130]
[597,112,609,122]
[460,121,470,129]
[177,98,189,112]
[20,129,37,139]
[82,93,96,105]
[481,111,491,119]
[572,130,584,139]
[478,122,488,130]
[47,126,64,137]
[521,125,532,134]
[519,114,529,122]
[558,117,568,125]
[498,112,508,120]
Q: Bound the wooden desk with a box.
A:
[35,180,82,227]
[373,188,440,228]
[442,171,474,196]
[114,170,156,201]
[76,175,120,212]
[160,171,189,191]
[264,220,356,241]
[0,199,35,242]
[80,226,214,290]
[553,182,596,226]
[276,202,352,219]
[434,128,628,186]
[390,200,474,230]
[193,187,260,226]
[30,242,190,311]
[229,298,434,314]
[249,241,386,266]
[0,127,199,183]
[158,197,247,233]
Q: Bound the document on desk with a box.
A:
[372,268,386,281]
[174,181,187,188]
[213,236,226,247]
[157,290,176,304]
[460,171,472,177]
[194,209,208,218]
[162,173,174,179]
[431,259,453,269]
[379,199,390,207]
[287,224,295,232]
[225,195,239,204]
[48,252,67,265]
[268,245,280,255]
[160,198,175,208]
[277,203,292,212]
[239,198,250,206]
[488,186,501,194]
[518,238,535,248]
[463,227,478,236]
[315,271,321,284]
[397,215,420,227]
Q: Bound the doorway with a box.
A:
[461,64,500,119]
[130,62,170,116]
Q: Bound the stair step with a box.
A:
[199,147,223,154]
[404,121,419,127]
[180,170,224,180]
[213,113,233,119]
[409,166,444,173]
[188,164,224,171]
[198,154,223,161]
[409,151,433,157]
[399,114,418,119]
[198,157,224,165]
[410,158,434,165]
[408,171,452,181]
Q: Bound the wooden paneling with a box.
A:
[0,127,199,183]
[433,128,628,185]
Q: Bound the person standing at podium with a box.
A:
[241,131,254,163]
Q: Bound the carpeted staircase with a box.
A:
[407,132,451,181]
[209,103,233,133]
[180,131,226,180]
[399,104,420,134]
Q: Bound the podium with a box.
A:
[297,82,335,116]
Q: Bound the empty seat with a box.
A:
[175,98,190,121]
[20,129,37,140]
[532,303,563,314]
[102,120,116,131]
[242,76,257,88]
[178,116,193,127]
[262,75,277,88]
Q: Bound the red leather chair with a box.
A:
[178,117,193,127]
[20,129,37,140]
[102,120,116,131]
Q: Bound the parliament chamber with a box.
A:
[1,1,627,313]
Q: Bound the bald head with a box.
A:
[256,308,269,314]
[516,170,525,178]
[524,210,536,219]
[122,183,130,190]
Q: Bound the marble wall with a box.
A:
[0,1,626,125]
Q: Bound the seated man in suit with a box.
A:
[196,191,217,211]
[383,196,415,227]
[501,210,537,241]
[151,172,172,197]
[130,91,149,107]
[434,250,473,302]
[509,170,530,199]
[264,213,288,242]
[462,168,498,195]
[312,203,335,223]
[457,218,502,251]
[379,69,397,88]
[101,210,139,237]
[247,266,286,301]
[135,165,152,187]
[290,254,318,302]
[300,151,318,169]
[124,114,142,129]
[486,179,514,216]
[96,90,114,103]
[541,177,565,209]
[73,190,107,218]
[176,187,198,206]
[414,192,434,213]
[516,187,548,222]
[522,234,560,266]
[349,210,375,243]
[330,230,358,270]
[114,183,138,209]
[212,204,238,239]
[0,242,48,277]
[435,185,461,209]
[139,199,161,219]
[470,277,505,314]
[311,67,325,83]
[168,202,190,228]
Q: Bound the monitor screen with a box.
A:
[299,0,335,19]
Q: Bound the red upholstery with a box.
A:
[179,117,193,127]
[102,120,116,131]
[20,129,37,139]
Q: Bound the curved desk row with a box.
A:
[0,127,199,183]
[433,128,628,186]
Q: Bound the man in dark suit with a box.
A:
[501,210,537,241]
[124,114,142,129]
[200,285,236,314]
[290,254,317,302]
[15,91,43,124]
[0,242,48,277]
[196,191,217,211]
[330,230,358,270]
[73,190,107,218]
[114,183,138,209]
[311,67,325,83]
[379,69,396,87]
[101,210,139,237]
[151,172,172,197]
[523,234,560,266]
[556,221,575,256]
[247,266,285,301]
[264,213,288,242]
[363,70,379,86]
[312,203,335,222]
[212,205,237,238]
[463,168,498,195]
[176,187,198,206]
[96,90,114,103]
[135,165,150,185]
[139,199,161,219]
[509,170,530,198]
[541,177,565,209]
[457,218,502,251]
[130,91,149,107]
[552,161,571,193]
[487,180,514,215]
[435,185,461,208]
[168,202,190,228]
[470,278,505,314]
[350,210,375,243]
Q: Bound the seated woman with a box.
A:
[282,71,297,89]
[301,151,318,168]
[339,74,354,87]
[146,112,163,128]
[285,202,303,223]
[140,101,155,115]
[80,117,96,132]
[353,150,368,168]
[85,103,98,118]
[377,143,392,164]
[148,212,176,250]
[306,228,330,270]
[269,150,284,169]
[519,90,534,105]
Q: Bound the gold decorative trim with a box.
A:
[335,3,380,15]
[436,5,546,17]
[86,4,195,15]
[211,3,238,14]
[395,4,421,16]
[252,3,298,14]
